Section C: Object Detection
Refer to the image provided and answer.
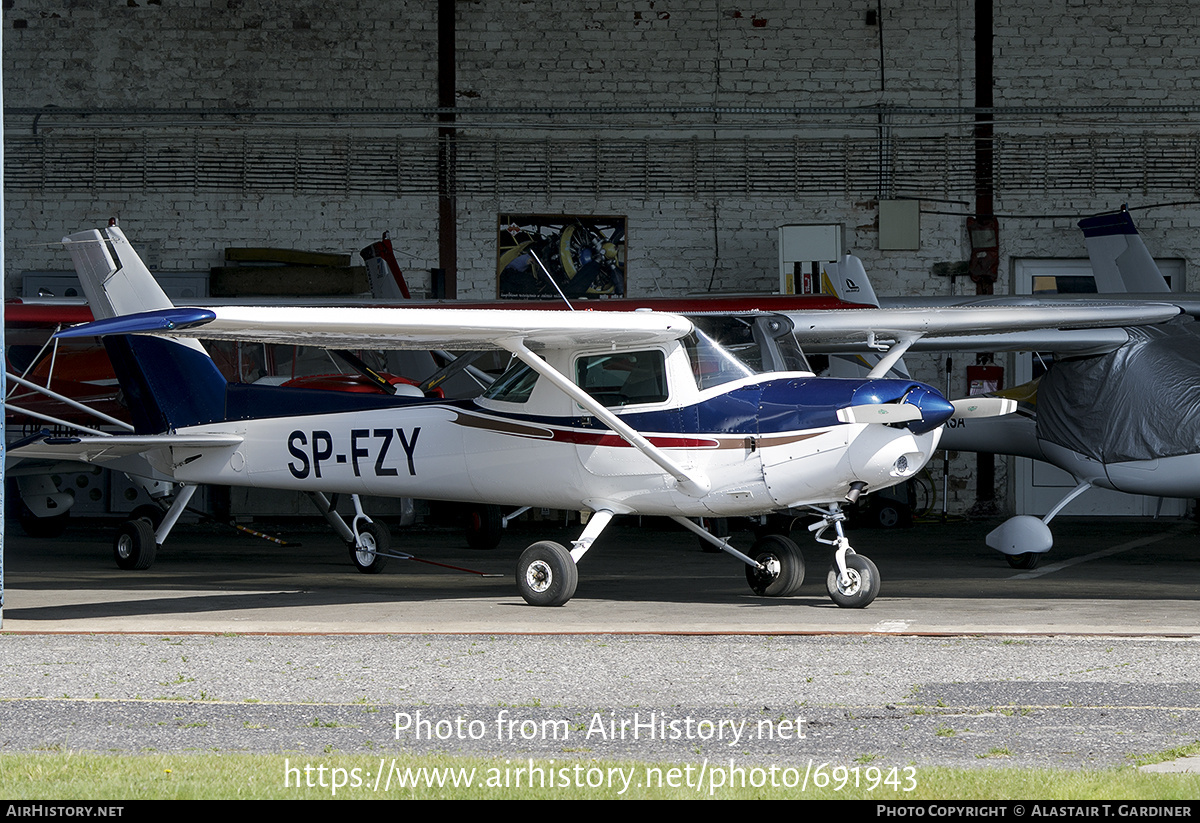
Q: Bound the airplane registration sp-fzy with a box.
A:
[13,225,1022,609]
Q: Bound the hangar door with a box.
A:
[1011,258,1186,517]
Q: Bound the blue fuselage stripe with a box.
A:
[219,376,942,435]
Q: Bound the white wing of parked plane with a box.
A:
[58,297,1178,361]
[781,301,1182,377]
[55,304,695,352]
[784,303,1181,347]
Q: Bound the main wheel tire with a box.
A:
[348,521,390,574]
[698,517,729,553]
[465,504,503,551]
[1006,552,1041,570]
[826,554,881,608]
[113,519,157,571]
[874,501,912,529]
[745,534,805,597]
[516,541,578,606]
[17,502,69,538]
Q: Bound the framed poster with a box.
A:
[497,214,626,300]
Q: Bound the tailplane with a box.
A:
[63,224,228,433]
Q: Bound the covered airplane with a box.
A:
[825,209,1200,567]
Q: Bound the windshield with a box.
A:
[690,314,810,374]
[683,328,757,390]
[481,360,539,403]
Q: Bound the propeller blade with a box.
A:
[950,397,1018,418]
[836,403,923,424]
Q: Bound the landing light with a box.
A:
[892,453,921,477]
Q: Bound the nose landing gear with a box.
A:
[809,504,881,608]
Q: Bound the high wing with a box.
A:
[56,298,1176,360]
[784,302,1182,352]
[779,301,1181,379]
[55,304,695,352]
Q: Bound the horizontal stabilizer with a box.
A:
[836,403,922,425]
[10,433,244,464]
[950,397,1018,418]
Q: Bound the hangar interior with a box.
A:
[6,0,1200,518]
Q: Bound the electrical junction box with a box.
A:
[879,200,921,250]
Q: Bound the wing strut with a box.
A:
[866,333,921,379]
[501,338,711,498]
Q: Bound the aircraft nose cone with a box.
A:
[903,385,956,434]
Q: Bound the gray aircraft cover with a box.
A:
[1036,319,1200,463]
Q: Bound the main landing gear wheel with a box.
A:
[745,534,805,597]
[348,521,390,574]
[465,504,503,551]
[17,502,68,538]
[698,517,729,553]
[826,554,880,608]
[517,541,578,607]
[1006,552,1041,570]
[113,519,158,571]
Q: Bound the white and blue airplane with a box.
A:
[10,225,1179,608]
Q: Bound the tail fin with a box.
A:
[821,254,881,307]
[63,224,227,433]
[360,231,412,300]
[1078,210,1169,293]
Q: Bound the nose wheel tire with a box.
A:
[348,521,390,574]
[745,534,805,597]
[517,541,578,606]
[113,519,158,571]
[1006,552,1041,570]
[825,554,880,608]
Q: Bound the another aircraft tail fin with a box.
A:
[821,254,881,307]
[64,223,179,319]
[63,224,228,434]
[360,232,412,300]
[1078,209,1169,293]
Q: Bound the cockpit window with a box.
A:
[683,329,757,390]
[690,314,810,374]
[576,350,668,407]
[482,361,539,403]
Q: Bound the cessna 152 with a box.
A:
[12,225,1184,609]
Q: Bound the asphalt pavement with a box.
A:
[1,514,1198,778]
